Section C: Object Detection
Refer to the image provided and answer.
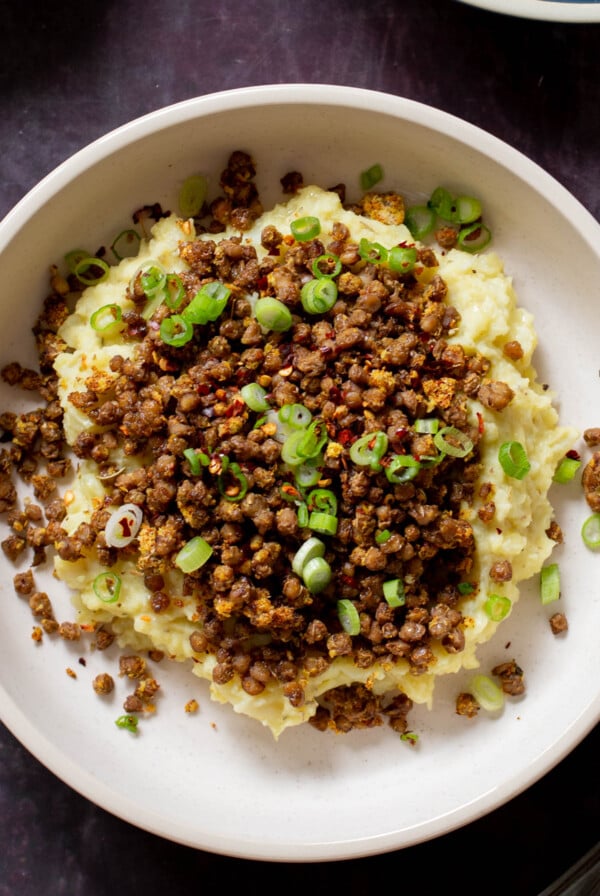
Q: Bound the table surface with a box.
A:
[1,0,599,893]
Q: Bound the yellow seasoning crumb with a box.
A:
[185,699,199,714]
[31,626,43,643]
[66,668,77,679]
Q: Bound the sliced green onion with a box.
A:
[311,253,342,280]
[385,454,421,483]
[74,256,110,286]
[175,536,213,573]
[255,296,293,332]
[302,556,332,594]
[383,578,406,608]
[218,462,248,502]
[93,571,122,603]
[469,674,504,713]
[65,248,91,274]
[388,246,418,274]
[297,503,309,528]
[498,441,531,479]
[292,536,326,577]
[414,417,440,434]
[581,513,600,549]
[183,281,230,324]
[183,447,207,475]
[179,174,208,218]
[428,187,455,221]
[308,511,338,536]
[360,163,384,191]
[337,598,361,635]
[290,216,320,242]
[553,456,582,484]
[296,419,329,460]
[452,196,482,224]
[90,303,123,334]
[375,529,391,544]
[115,714,139,733]
[483,594,512,621]
[400,732,419,744]
[281,431,308,466]
[164,273,185,310]
[160,314,194,347]
[279,403,312,429]
[434,426,474,459]
[140,262,167,297]
[308,488,338,516]
[458,581,475,595]
[458,223,492,253]
[349,431,389,471]
[294,456,323,489]
[241,383,271,412]
[540,563,560,605]
[358,238,388,264]
[300,278,338,314]
[405,205,436,240]
[111,229,141,261]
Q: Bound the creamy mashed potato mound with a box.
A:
[53,186,576,737]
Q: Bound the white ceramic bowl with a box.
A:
[1,84,599,861]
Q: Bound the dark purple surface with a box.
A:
[1,1,599,893]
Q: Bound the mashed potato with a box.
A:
[52,186,576,737]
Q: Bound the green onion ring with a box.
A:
[218,462,249,502]
[175,536,213,573]
[160,314,194,347]
[385,454,421,483]
[349,431,389,470]
[179,174,208,218]
[383,578,406,608]
[90,303,123,333]
[540,563,561,605]
[300,278,338,314]
[241,383,271,413]
[111,229,141,262]
[498,440,531,479]
[360,163,384,191]
[337,598,361,635]
[434,426,474,459]
[254,296,293,332]
[290,216,320,242]
[93,571,122,603]
[582,513,600,549]
[358,238,388,264]
[74,256,110,286]
[311,253,342,280]
[405,205,436,240]
[469,674,504,713]
[183,281,230,324]
[553,455,581,484]
[388,246,418,274]
[458,222,492,254]
[164,273,186,310]
[308,511,338,536]
[292,536,326,577]
[483,594,512,621]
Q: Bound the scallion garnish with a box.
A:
[240,383,271,413]
[111,229,141,262]
[360,163,384,191]
[404,205,436,240]
[498,441,531,480]
[90,303,123,334]
[115,714,139,733]
[385,454,421,483]
[290,216,320,242]
[483,594,511,621]
[65,248,91,274]
[349,431,389,471]
[302,556,332,594]
[469,674,504,713]
[383,578,406,608]
[74,256,110,286]
[581,513,600,549]
[140,262,167,297]
[433,426,473,459]
[292,536,326,577]
[175,536,213,573]
[183,281,230,324]
[307,488,337,516]
[414,418,440,434]
[457,222,492,254]
[164,273,185,310]
[104,504,143,548]
[375,529,391,545]
[160,314,194,347]
[218,462,248,502]
[183,448,209,476]
[311,253,342,280]
[294,457,323,488]
[540,563,560,605]
[337,598,361,635]
[428,187,455,221]
[358,238,388,264]
[254,296,293,332]
[388,246,418,274]
[458,581,476,595]
[179,174,208,218]
[279,403,312,429]
[300,278,338,314]
[553,455,582,483]
[308,511,338,536]
[93,571,122,603]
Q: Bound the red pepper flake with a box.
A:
[338,429,355,446]
[477,412,485,435]
[225,399,244,418]
[566,448,581,460]
[196,383,211,396]
[340,573,358,588]
[281,483,302,500]
[256,276,269,291]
